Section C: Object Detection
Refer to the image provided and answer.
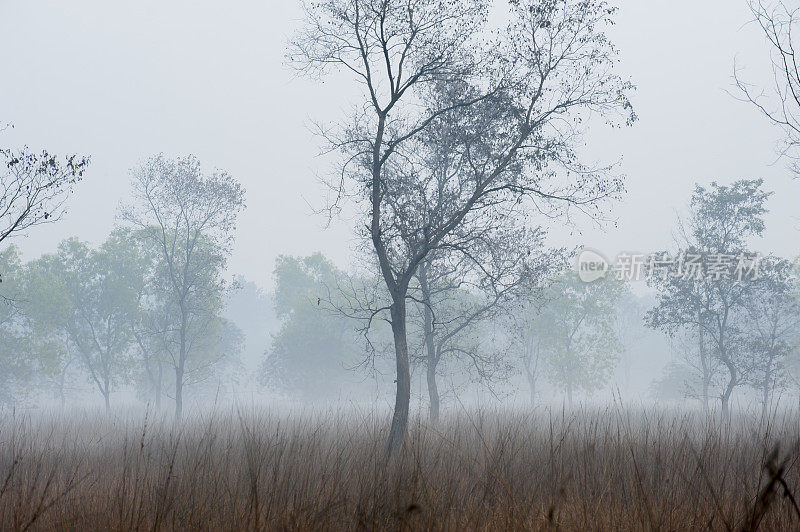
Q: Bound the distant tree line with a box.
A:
[262,178,800,422]
[2,158,796,425]
[0,153,245,418]
[260,249,631,416]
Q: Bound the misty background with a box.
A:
[1,0,798,409]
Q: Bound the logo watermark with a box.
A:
[576,249,610,283]
[576,250,763,283]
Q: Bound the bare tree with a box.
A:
[122,154,245,420]
[292,0,634,451]
[413,227,564,421]
[735,0,800,176]
[0,144,88,246]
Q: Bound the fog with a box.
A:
[1,0,798,410]
[2,0,800,528]
[2,1,798,275]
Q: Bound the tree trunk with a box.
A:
[386,299,411,454]
[567,381,574,410]
[419,263,440,424]
[717,313,736,419]
[523,341,538,408]
[155,359,163,411]
[175,364,184,421]
[427,356,440,424]
[698,320,710,413]
[761,355,773,421]
[175,306,188,421]
[720,359,736,418]
[527,374,536,407]
[58,362,67,408]
[139,335,163,411]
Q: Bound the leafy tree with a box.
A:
[743,257,800,418]
[120,229,171,409]
[512,275,572,407]
[17,255,73,405]
[134,288,244,408]
[127,227,245,411]
[181,314,245,401]
[0,246,63,403]
[0,131,88,403]
[261,254,361,399]
[35,233,146,410]
[122,154,245,419]
[646,179,771,415]
[534,272,624,407]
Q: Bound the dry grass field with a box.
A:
[0,406,799,530]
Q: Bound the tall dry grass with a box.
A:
[0,405,798,530]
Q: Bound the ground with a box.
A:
[0,406,798,530]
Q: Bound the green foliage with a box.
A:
[123,227,243,403]
[122,154,246,418]
[533,271,624,403]
[33,234,145,405]
[646,179,773,411]
[17,254,72,389]
[0,247,44,401]
[261,254,360,399]
[0,227,244,408]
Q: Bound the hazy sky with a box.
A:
[1,0,798,290]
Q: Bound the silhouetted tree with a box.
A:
[291,0,635,451]
[735,1,800,176]
[0,144,89,245]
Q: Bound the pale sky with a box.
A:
[1,0,798,290]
